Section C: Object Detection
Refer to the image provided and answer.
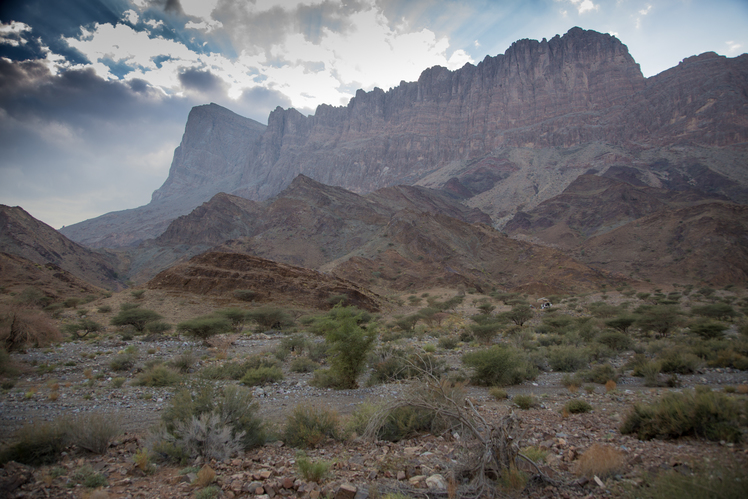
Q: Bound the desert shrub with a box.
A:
[61,318,103,338]
[658,347,700,374]
[561,373,583,390]
[691,303,740,321]
[177,316,232,343]
[109,353,136,371]
[296,451,331,483]
[216,385,266,449]
[541,314,574,333]
[470,322,504,344]
[564,399,593,414]
[233,289,257,302]
[620,388,745,442]
[345,402,380,437]
[310,306,377,389]
[0,420,69,465]
[67,412,122,454]
[290,356,319,373]
[71,464,108,488]
[0,347,19,377]
[283,404,340,448]
[246,307,294,331]
[97,305,112,313]
[575,444,624,478]
[376,405,439,442]
[596,331,633,351]
[157,384,264,457]
[200,355,278,380]
[145,321,172,334]
[14,287,50,307]
[0,305,61,351]
[582,363,618,384]
[438,335,458,350]
[489,387,508,400]
[172,413,243,461]
[111,308,162,333]
[513,394,537,410]
[395,314,420,333]
[241,365,283,386]
[690,320,729,339]
[133,364,181,387]
[170,351,196,373]
[462,345,537,386]
[214,308,250,332]
[635,462,748,499]
[547,345,589,372]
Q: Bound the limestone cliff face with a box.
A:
[61,27,748,248]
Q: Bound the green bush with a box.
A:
[438,335,459,350]
[501,305,534,326]
[111,308,163,333]
[513,394,537,410]
[241,365,283,386]
[658,347,700,374]
[620,388,745,442]
[246,307,294,331]
[596,331,633,351]
[564,400,593,414]
[489,387,508,400]
[158,384,264,454]
[290,356,319,373]
[134,364,182,387]
[146,321,172,334]
[376,405,439,442]
[200,355,278,380]
[310,306,377,389]
[470,322,504,344]
[462,345,537,386]
[283,404,340,448]
[690,320,729,339]
[170,351,196,373]
[71,464,108,488]
[547,345,589,372]
[634,463,748,499]
[296,451,331,483]
[0,420,69,465]
[691,303,740,321]
[110,353,137,371]
[635,305,684,337]
[177,316,232,343]
[604,315,637,333]
[582,363,618,384]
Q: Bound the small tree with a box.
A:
[635,305,683,338]
[177,316,232,344]
[605,315,638,333]
[502,305,534,326]
[110,308,162,333]
[62,318,103,339]
[690,320,728,340]
[215,308,249,332]
[691,303,740,321]
[312,306,377,389]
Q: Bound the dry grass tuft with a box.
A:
[0,305,61,351]
[736,384,748,395]
[605,379,617,392]
[575,443,625,478]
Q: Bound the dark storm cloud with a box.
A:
[178,68,224,93]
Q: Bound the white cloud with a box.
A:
[725,41,742,55]
[144,19,164,30]
[570,0,598,14]
[122,9,139,25]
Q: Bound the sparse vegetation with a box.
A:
[283,404,340,448]
[110,308,163,333]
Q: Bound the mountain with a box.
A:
[0,205,122,290]
[59,27,748,247]
[126,175,619,294]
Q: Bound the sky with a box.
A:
[1,0,746,230]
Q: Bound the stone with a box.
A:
[425,474,447,490]
[334,483,357,499]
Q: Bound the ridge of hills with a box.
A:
[58,27,748,248]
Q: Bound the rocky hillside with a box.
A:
[59,28,748,247]
[0,205,122,290]
[146,251,381,312]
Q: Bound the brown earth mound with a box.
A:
[146,251,381,311]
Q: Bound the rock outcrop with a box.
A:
[60,27,748,247]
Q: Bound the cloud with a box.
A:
[725,41,742,55]
[569,0,598,15]
[635,3,652,29]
